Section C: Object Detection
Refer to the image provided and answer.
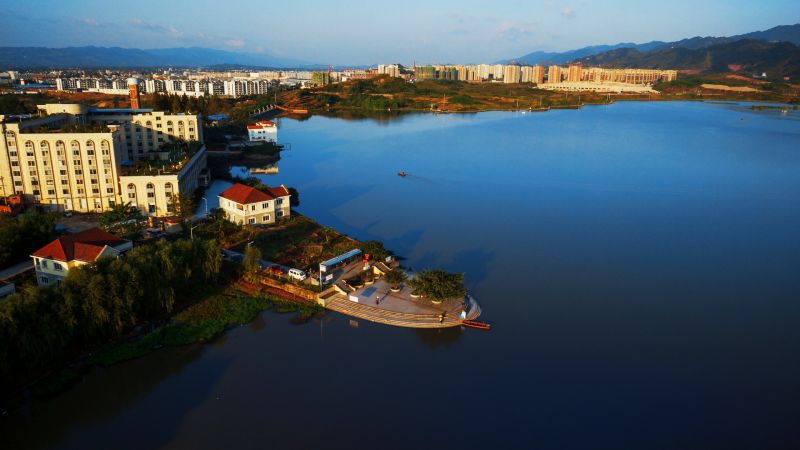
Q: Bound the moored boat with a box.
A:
[397,171,407,177]
[462,320,491,330]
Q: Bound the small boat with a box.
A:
[462,320,491,331]
[397,171,407,177]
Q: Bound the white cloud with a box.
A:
[82,18,100,27]
[497,20,537,40]
[225,39,246,48]
[561,7,576,18]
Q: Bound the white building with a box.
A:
[247,120,277,143]
[1,104,207,215]
[218,183,291,225]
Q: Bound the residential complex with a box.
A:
[30,227,132,286]
[218,183,291,226]
[0,104,207,215]
[410,63,675,87]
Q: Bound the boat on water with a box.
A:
[397,171,407,177]
[462,320,491,331]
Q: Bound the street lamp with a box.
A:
[190,225,198,240]
[201,196,208,217]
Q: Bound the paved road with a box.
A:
[0,260,33,281]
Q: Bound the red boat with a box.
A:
[462,320,491,331]
[397,171,407,177]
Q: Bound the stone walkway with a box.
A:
[323,279,482,328]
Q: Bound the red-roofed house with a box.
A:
[218,183,291,225]
[30,228,133,286]
[247,120,277,142]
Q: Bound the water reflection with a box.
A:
[414,327,464,349]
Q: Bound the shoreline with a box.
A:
[284,97,798,118]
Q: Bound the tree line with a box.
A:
[0,211,58,268]
[0,238,223,391]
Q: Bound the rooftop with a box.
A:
[219,183,290,204]
[31,228,128,263]
[119,141,202,176]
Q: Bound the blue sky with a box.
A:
[2,0,797,65]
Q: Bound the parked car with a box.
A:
[266,265,287,276]
[288,268,307,281]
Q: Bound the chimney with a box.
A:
[127,78,141,109]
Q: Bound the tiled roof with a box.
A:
[219,183,290,205]
[31,228,127,263]
[247,120,276,130]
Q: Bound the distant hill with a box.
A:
[509,23,800,66]
[0,46,313,69]
[579,40,800,79]
[510,42,666,65]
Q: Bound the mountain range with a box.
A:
[0,46,312,69]
[509,23,800,66]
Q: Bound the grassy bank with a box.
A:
[30,287,322,398]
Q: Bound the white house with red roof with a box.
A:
[247,120,277,143]
[30,228,133,286]
[218,183,291,225]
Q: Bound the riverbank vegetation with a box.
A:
[0,238,224,402]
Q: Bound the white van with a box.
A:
[288,268,307,281]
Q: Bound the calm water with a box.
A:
[4,102,800,450]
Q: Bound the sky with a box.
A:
[2,0,798,65]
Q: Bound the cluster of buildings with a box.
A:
[23,180,292,287]
[412,62,676,89]
[0,82,209,216]
[55,76,276,98]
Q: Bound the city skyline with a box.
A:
[2,0,798,66]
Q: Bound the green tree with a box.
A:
[383,268,407,290]
[169,193,196,223]
[407,269,466,301]
[98,202,145,237]
[288,187,300,207]
[242,245,262,282]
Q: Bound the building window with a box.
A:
[148,204,156,214]
[248,218,256,225]
[262,214,271,222]
[54,263,63,271]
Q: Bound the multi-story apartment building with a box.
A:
[503,65,521,84]
[548,65,565,83]
[57,76,273,98]
[0,104,207,215]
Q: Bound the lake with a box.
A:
[4,101,800,450]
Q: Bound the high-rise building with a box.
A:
[415,66,437,80]
[567,63,583,82]
[503,65,521,84]
[547,66,564,83]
